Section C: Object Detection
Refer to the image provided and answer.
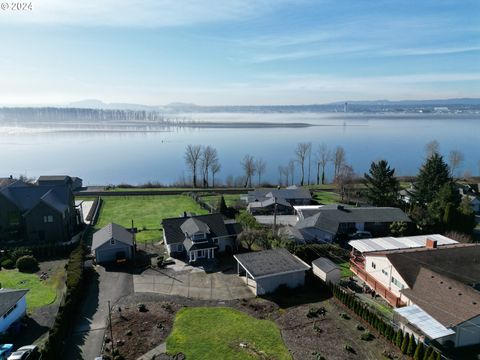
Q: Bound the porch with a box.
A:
[188,247,216,263]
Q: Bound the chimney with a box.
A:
[426,238,438,249]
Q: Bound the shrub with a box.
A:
[360,332,374,341]
[344,344,356,354]
[1,258,15,269]
[16,255,39,273]
[356,324,365,331]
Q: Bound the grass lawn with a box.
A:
[313,191,341,204]
[202,194,241,208]
[166,307,292,360]
[0,270,58,309]
[94,195,209,243]
[335,261,353,278]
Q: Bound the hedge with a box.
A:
[328,282,443,360]
[41,242,86,359]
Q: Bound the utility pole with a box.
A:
[108,300,115,356]
[272,197,278,239]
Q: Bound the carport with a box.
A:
[234,248,311,295]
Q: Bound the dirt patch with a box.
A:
[277,298,407,360]
[104,301,182,360]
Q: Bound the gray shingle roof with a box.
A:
[247,187,312,203]
[296,206,411,234]
[0,289,28,317]
[1,184,71,214]
[37,175,72,182]
[0,177,16,188]
[234,248,310,279]
[180,218,210,235]
[162,213,240,245]
[92,223,134,250]
[183,238,217,251]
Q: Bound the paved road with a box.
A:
[65,265,133,360]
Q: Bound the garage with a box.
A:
[92,223,134,264]
[234,248,311,296]
[312,257,341,284]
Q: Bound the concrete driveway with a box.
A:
[65,265,133,360]
[133,266,253,301]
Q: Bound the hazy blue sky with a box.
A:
[1,0,479,105]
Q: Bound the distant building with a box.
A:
[37,175,83,191]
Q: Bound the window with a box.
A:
[371,262,376,269]
[43,215,54,223]
[192,233,206,241]
[177,244,183,251]
[213,238,219,244]
[110,239,115,245]
[382,269,388,276]
[391,276,404,289]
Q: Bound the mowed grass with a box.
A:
[0,270,57,309]
[202,194,241,208]
[94,195,208,243]
[313,191,341,204]
[167,307,292,360]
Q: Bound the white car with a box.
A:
[7,345,39,360]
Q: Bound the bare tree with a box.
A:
[335,164,355,202]
[211,161,221,188]
[333,146,346,179]
[278,165,285,186]
[448,150,464,177]
[255,158,267,186]
[241,154,256,188]
[295,142,311,186]
[425,140,440,158]
[225,175,234,187]
[316,143,331,185]
[288,160,295,185]
[201,146,217,188]
[184,144,202,187]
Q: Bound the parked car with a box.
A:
[0,344,13,360]
[349,230,372,239]
[7,345,40,360]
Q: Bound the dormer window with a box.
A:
[110,239,115,245]
[192,233,206,241]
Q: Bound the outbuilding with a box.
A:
[92,223,134,264]
[0,288,28,333]
[312,257,341,284]
[234,248,311,295]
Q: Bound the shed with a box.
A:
[92,223,134,264]
[234,248,311,295]
[312,257,341,284]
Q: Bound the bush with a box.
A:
[1,258,15,269]
[16,255,39,273]
[360,332,374,341]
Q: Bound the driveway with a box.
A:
[133,263,253,301]
[65,265,133,360]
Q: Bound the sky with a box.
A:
[0,0,479,106]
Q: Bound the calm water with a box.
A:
[0,112,479,185]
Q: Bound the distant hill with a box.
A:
[68,99,160,111]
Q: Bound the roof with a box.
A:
[0,289,28,317]
[37,175,72,182]
[312,257,340,274]
[385,243,480,287]
[162,213,239,245]
[247,187,312,203]
[254,215,298,226]
[92,223,134,250]
[247,197,292,209]
[0,184,71,214]
[296,206,411,234]
[234,248,310,279]
[349,234,458,254]
[180,217,210,235]
[279,226,316,244]
[0,177,16,188]
[400,267,480,327]
[394,305,456,339]
[183,238,217,251]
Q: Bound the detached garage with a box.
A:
[312,257,341,284]
[92,223,134,264]
[234,248,311,295]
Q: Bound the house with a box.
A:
[292,205,411,243]
[349,234,480,347]
[0,289,28,333]
[246,186,312,206]
[162,213,242,263]
[247,197,293,215]
[37,175,83,191]
[0,179,79,244]
[234,248,311,295]
[92,223,135,264]
[312,257,341,284]
[0,176,16,189]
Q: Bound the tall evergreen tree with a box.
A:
[414,153,451,205]
[364,160,400,206]
[395,330,404,348]
[218,195,228,216]
[413,341,424,360]
[401,333,410,354]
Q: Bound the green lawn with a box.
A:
[167,307,292,360]
[312,191,341,204]
[94,195,209,243]
[335,261,353,278]
[0,270,57,309]
[202,194,242,208]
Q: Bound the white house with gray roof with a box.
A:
[92,223,135,264]
[0,288,28,333]
[234,248,311,295]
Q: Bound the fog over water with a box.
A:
[1,112,479,185]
